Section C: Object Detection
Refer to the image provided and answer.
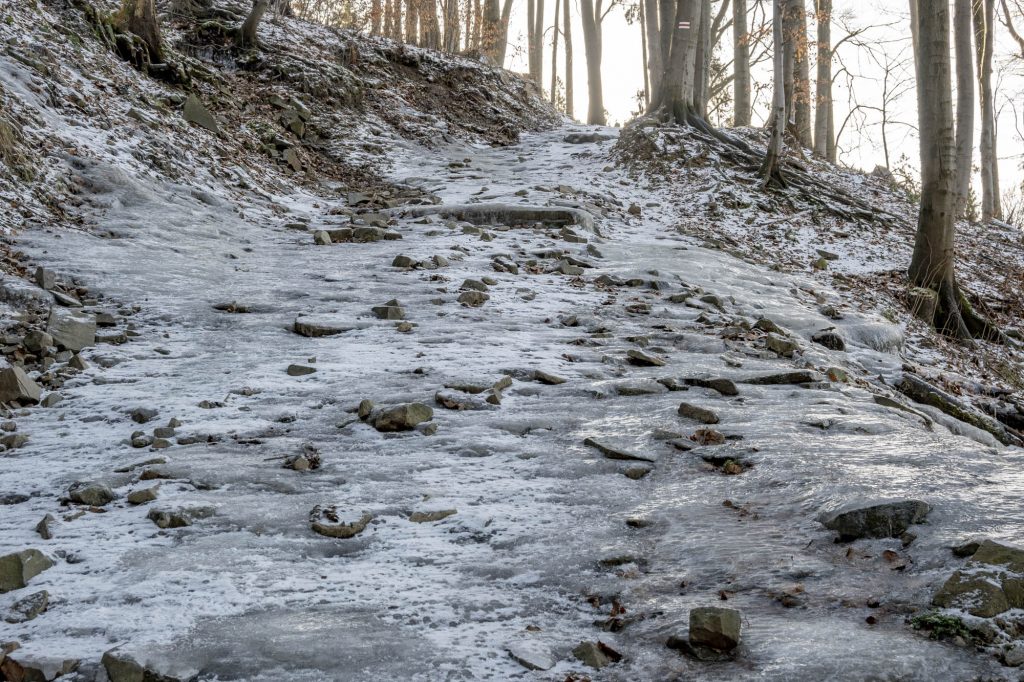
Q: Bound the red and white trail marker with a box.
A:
[678,21,691,29]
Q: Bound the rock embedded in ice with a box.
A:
[5,589,48,623]
[408,509,457,523]
[35,514,56,540]
[677,402,719,424]
[743,370,822,385]
[371,299,405,320]
[310,506,373,538]
[371,403,433,432]
[668,606,742,661]
[130,407,158,424]
[583,437,655,463]
[818,499,930,541]
[45,308,96,351]
[626,349,665,367]
[532,370,566,385]
[572,640,621,669]
[0,366,42,405]
[126,486,159,505]
[457,291,489,307]
[932,540,1024,617]
[286,364,316,376]
[506,640,556,671]
[766,333,799,357]
[0,549,53,593]
[35,266,55,291]
[686,377,739,396]
[67,481,115,507]
[812,330,846,351]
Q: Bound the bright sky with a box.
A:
[504,0,1024,193]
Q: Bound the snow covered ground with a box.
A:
[2,118,1023,680]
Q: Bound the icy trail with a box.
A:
[3,125,1022,680]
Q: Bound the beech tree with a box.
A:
[646,0,703,124]
[564,0,574,118]
[482,0,515,64]
[782,0,811,147]
[908,0,999,341]
[528,0,546,86]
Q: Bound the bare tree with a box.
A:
[551,0,561,103]
[782,0,811,147]
[733,0,751,125]
[648,0,704,123]
[909,0,998,340]
[528,0,546,86]
[580,0,606,124]
[482,0,515,64]
[442,0,460,50]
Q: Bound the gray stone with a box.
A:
[22,330,53,353]
[183,94,219,134]
[127,486,159,505]
[68,354,88,371]
[35,514,55,540]
[435,389,490,411]
[766,333,799,357]
[461,279,489,292]
[812,330,846,351]
[687,377,739,396]
[372,403,433,432]
[678,402,719,424]
[532,370,566,385]
[130,407,158,424]
[932,540,1024,617]
[506,641,556,671]
[0,367,42,405]
[287,364,316,376]
[5,590,48,623]
[688,607,742,652]
[372,299,405,320]
[0,549,53,593]
[457,291,489,307]
[102,647,198,682]
[627,349,666,367]
[313,230,331,245]
[584,437,655,463]
[572,641,617,669]
[392,255,416,268]
[67,481,115,507]
[819,499,930,541]
[35,267,55,291]
[45,308,95,351]
[744,370,822,385]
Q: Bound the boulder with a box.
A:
[102,647,198,682]
[457,291,489,307]
[506,641,555,671]
[584,437,655,463]
[572,641,619,669]
[34,267,55,291]
[371,299,405,320]
[686,377,739,396]
[0,367,42,405]
[183,94,219,134]
[372,403,433,432]
[677,402,720,424]
[45,308,95,351]
[67,481,115,507]
[766,333,799,357]
[0,549,53,593]
[812,330,846,351]
[22,330,53,353]
[627,349,666,367]
[688,607,741,652]
[818,499,930,541]
[932,540,1024,617]
[5,590,48,623]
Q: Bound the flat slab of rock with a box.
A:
[743,370,823,385]
[627,349,666,367]
[818,499,930,541]
[506,640,556,671]
[685,377,739,396]
[293,316,365,338]
[584,437,655,463]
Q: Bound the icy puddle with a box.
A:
[2,127,1020,680]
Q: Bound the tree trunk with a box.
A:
[909,0,983,340]
[528,0,545,86]
[580,0,605,124]
[761,0,786,185]
[482,0,513,64]
[551,0,561,104]
[732,0,750,126]
[372,0,383,34]
[650,0,704,123]
[443,0,459,51]
[564,0,574,118]
[405,0,419,44]
[812,0,831,157]
[953,0,974,217]
[641,0,650,106]
[692,0,711,117]
[974,0,1001,221]
[644,0,662,106]
[117,0,163,62]
[422,0,440,48]
[237,0,269,48]
[789,0,812,147]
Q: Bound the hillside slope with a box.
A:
[0,2,1023,681]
